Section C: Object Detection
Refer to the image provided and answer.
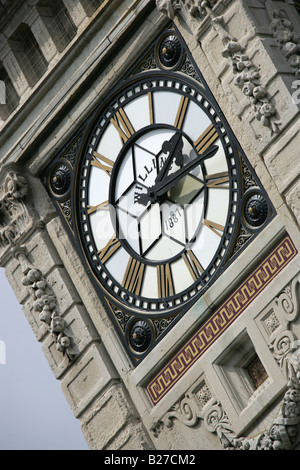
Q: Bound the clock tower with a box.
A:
[1,0,300,450]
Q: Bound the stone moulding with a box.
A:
[156,0,281,134]
[151,272,300,450]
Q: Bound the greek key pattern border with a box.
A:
[146,235,298,405]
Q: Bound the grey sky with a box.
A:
[0,269,89,450]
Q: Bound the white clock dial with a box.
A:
[44,27,274,360]
[77,75,240,313]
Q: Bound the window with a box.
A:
[214,333,269,412]
[247,355,268,390]
[9,23,48,88]
[0,63,19,120]
[37,0,77,53]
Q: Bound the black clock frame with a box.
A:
[77,74,240,311]
[43,25,275,363]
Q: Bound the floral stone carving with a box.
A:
[14,247,77,361]
[156,0,280,135]
[0,171,30,249]
[269,3,300,80]
[156,0,218,21]
[220,28,280,134]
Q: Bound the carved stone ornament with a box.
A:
[12,246,77,361]
[151,274,300,450]
[156,0,218,21]
[151,387,243,449]
[0,167,77,361]
[0,171,30,251]
[266,0,300,80]
[156,0,280,135]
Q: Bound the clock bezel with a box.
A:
[75,71,242,316]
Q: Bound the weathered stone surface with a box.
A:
[1,0,300,451]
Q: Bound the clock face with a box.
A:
[77,74,241,313]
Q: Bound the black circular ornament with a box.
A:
[128,320,152,353]
[244,193,268,227]
[49,163,71,197]
[157,34,182,69]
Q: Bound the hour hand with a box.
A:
[136,132,184,206]
[135,192,150,206]
[155,132,184,184]
[135,188,157,206]
[154,144,219,198]
[136,144,219,205]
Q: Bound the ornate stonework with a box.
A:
[0,168,77,361]
[147,236,298,405]
[151,272,300,450]
[156,0,280,134]
[1,0,300,451]
[0,170,30,250]
[268,0,300,80]
[13,246,77,361]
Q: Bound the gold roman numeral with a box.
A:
[174,96,189,129]
[91,152,114,177]
[194,123,218,154]
[111,108,135,144]
[203,219,224,237]
[122,257,145,295]
[148,91,154,125]
[98,236,121,263]
[157,263,174,298]
[87,200,109,215]
[182,250,204,281]
[206,171,229,189]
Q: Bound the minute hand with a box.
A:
[153,144,219,198]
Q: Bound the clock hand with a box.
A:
[154,144,219,198]
[136,132,184,206]
[155,131,184,184]
[136,144,219,205]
